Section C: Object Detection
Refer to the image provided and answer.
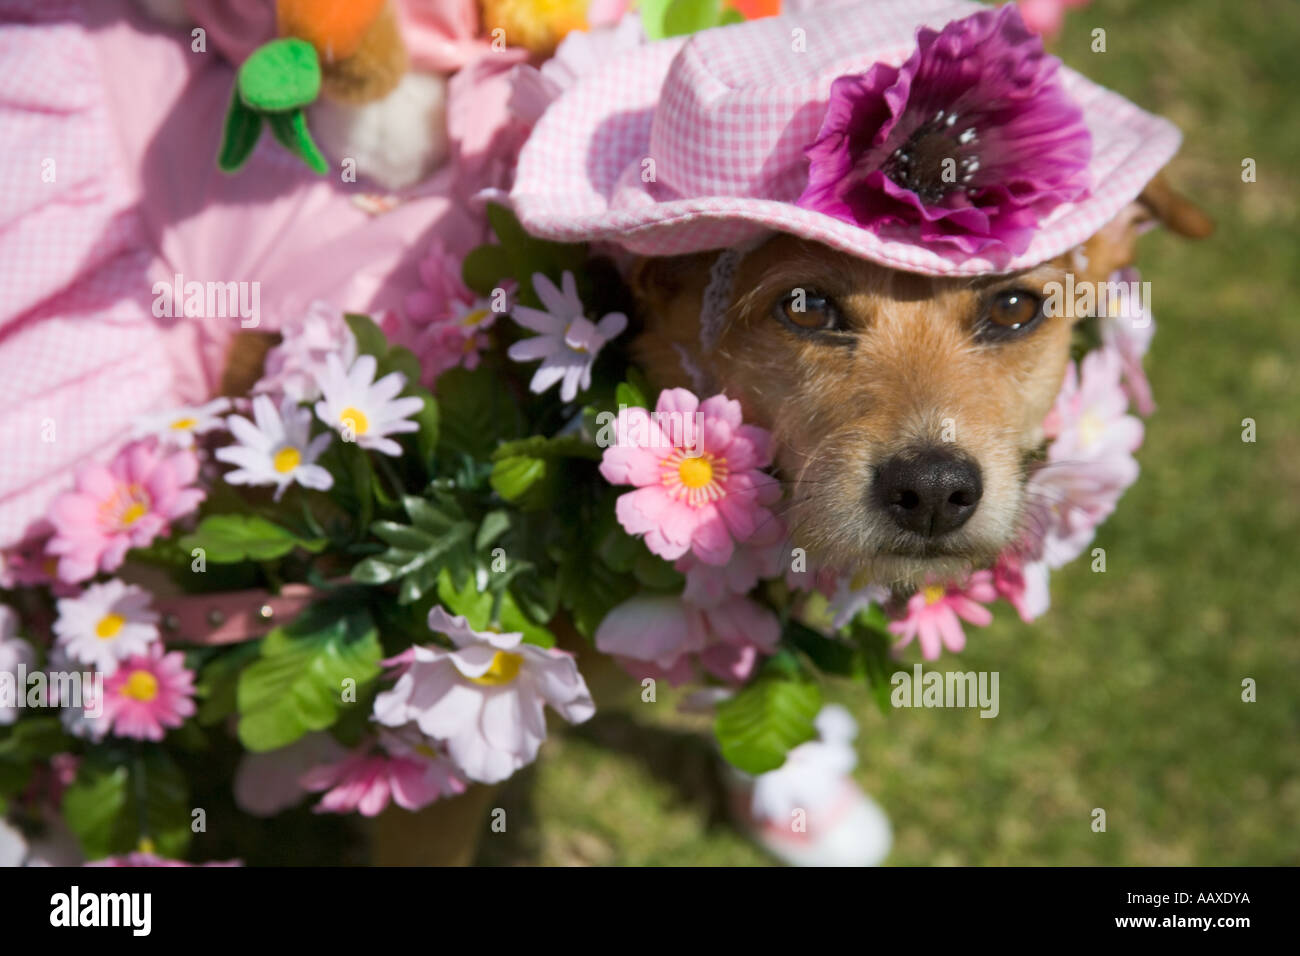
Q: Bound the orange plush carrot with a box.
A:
[277,0,388,63]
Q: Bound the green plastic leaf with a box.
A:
[179,514,326,563]
[848,615,896,716]
[377,346,423,386]
[63,752,191,860]
[408,385,440,468]
[436,569,556,648]
[0,717,65,761]
[345,312,391,359]
[489,455,546,502]
[236,603,381,752]
[195,642,261,727]
[238,37,321,112]
[349,494,475,603]
[218,89,264,173]
[476,510,512,551]
[267,108,328,175]
[436,365,524,461]
[784,619,865,679]
[490,433,602,462]
[714,677,823,774]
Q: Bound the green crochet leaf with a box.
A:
[267,109,328,175]
[238,37,321,113]
[218,89,264,173]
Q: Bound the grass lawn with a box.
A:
[473,0,1300,866]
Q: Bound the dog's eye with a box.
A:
[773,289,844,334]
[981,289,1044,337]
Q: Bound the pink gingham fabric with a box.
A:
[0,0,499,552]
[510,0,1182,275]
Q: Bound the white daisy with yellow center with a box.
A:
[53,579,159,675]
[132,398,232,449]
[216,395,334,501]
[313,353,425,457]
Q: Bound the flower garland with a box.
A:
[0,3,1147,864]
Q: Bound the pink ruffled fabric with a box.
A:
[0,0,508,549]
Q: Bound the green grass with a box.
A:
[473,0,1300,866]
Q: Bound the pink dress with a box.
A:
[0,0,526,550]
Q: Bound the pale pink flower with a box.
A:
[992,550,1051,623]
[1044,346,1144,465]
[373,608,595,784]
[1101,267,1156,416]
[600,388,779,566]
[595,593,780,687]
[46,443,204,584]
[234,732,348,818]
[300,730,467,817]
[675,512,787,607]
[404,238,474,324]
[1017,0,1091,39]
[87,854,241,867]
[256,301,358,403]
[887,572,997,660]
[100,645,196,741]
[1020,455,1137,569]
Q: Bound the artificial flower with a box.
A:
[595,592,780,686]
[100,645,196,741]
[1101,267,1157,416]
[87,853,241,867]
[1019,455,1137,569]
[600,388,779,565]
[1017,0,1091,39]
[131,398,231,449]
[675,514,787,607]
[313,353,425,457]
[508,271,627,402]
[827,577,892,631]
[797,4,1091,256]
[887,572,997,660]
[1044,346,1144,464]
[404,237,475,324]
[53,580,159,675]
[372,608,595,784]
[0,605,35,726]
[300,730,467,817]
[256,301,358,403]
[992,550,1051,623]
[46,647,108,743]
[216,394,334,500]
[46,442,205,583]
[234,732,348,818]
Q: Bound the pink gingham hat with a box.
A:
[509,0,1182,276]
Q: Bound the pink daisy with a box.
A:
[599,388,779,566]
[888,572,997,660]
[101,645,196,741]
[992,550,1051,623]
[300,730,468,817]
[88,853,241,867]
[46,442,205,584]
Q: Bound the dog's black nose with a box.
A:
[875,448,983,537]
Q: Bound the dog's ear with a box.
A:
[1138,171,1215,240]
[1073,171,1213,283]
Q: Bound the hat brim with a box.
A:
[510,10,1182,276]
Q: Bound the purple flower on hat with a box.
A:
[796,4,1091,256]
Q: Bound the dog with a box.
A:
[626,174,1211,589]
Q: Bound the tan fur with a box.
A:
[318,2,409,106]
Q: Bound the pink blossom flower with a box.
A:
[675,508,787,606]
[992,550,1051,623]
[300,730,467,817]
[887,572,996,660]
[256,301,358,403]
[600,389,779,566]
[234,732,348,818]
[1044,346,1144,464]
[404,238,474,324]
[595,593,780,687]
[1017,0,1091,39]
[100,645,196,741]
[1101,267,1156,416]
[46,442,205,584]
[1019,455,1137,569]
[373,608,595,784]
